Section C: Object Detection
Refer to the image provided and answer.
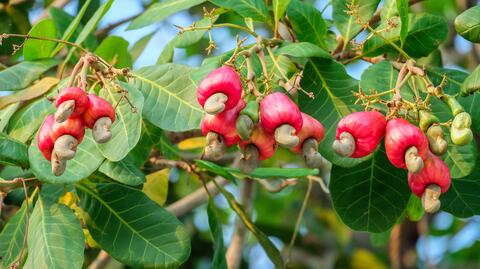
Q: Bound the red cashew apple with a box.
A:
[291,113,325,168]
[51,116,85,161]
[238,126,277,173]
[408,152,451,213]
[83,94,116,144]
[197,66,242,115]
[55,87,89,123]
[260,92,303,148]
[385,118,429,174]
[201,99,245,160]
[333,111,386,158]
[37,115,55,161]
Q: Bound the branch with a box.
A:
[95,13,141,39]
[226,179,255,269]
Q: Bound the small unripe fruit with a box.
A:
[450,112,473,145]
[37,115,55,161]
[385,118,429,174]
[201,99,245,160]
[426,125,448,156]
[333,111,386,158]
[260,92,302,148]
[55,87,89,123]
[83,94,116,143]
[197,66,242,115]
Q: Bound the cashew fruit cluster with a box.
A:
[37,87,116,176]
[198,66,325,173]
[333,111,451,213]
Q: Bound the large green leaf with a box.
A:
[273,0,291,33]
[332,0,380,49]
[363,13,448,58]
[275,42,331,59]
[0,59,59,91]
[132,64,204,131]
[442,161,480,218]
[209,0,269,22]
[0,133,28,167]
[7,98,55,143]
[96,82,143,161]
[0,103,19,132]
[29,132,104,184]
[128,0,206,30]
[0,203,28,268]
[131,32,155,61]
[454,5,480,43]
[299,58,367,167]
[286,0,327,48]
[397,0,408,47]
[76,182,191,268]
[50,0,93,56]
[23,19,57,60]
[207,200,228,269]
[99,159,145,186]
[95,36,132,68]
[330,150,410,232]
[461,65,480,97]
[24,196,85,269]
[48,7,97,50]
[380,0,398,21]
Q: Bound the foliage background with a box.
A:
[1,0,480,269]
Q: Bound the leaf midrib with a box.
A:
[76,183,181,263]
[134,74,203,113]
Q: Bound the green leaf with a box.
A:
[0,133,28,166]
[406,195,424,221]
[128,0,206,30]
[0,77,59,110]
[95,36,133,68]
[24,196,85,269]
[0,103,20,132]
[195,160,236,181]
[7,98,55,143]
[131,32,155,61]
[207,200,228,269]
[99,159,145,186]
[76,182,191,268]
[330,150,410,232]
[214,180,284,268]
[50,0,93,56]
[231,167,319,179]
[397,0,408,46]
[143,169,169,206]
[157,41,175,64]
[273,0,291,33]
[75,0,113,45]
[132,64,204,131]
[380,0,397,21]
[48,7,97,50]
[96,82,144,161]
[461,65,480,97]
[0,203,28,268]
[29,132,104,184]
[0,59,59,91]
[442,160,480,217]
[286,0,327,48]
[454,5,480,43]
[333,0,380,50]
[299,58,367,167]
[209,0,269,22]
[363,13,448,58]
[459,93,480,133]
[442,130,477,179]
[23,19,57,60]
[275,42,331,58]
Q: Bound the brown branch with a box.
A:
[226,179,255,269]
[95,13,142,39]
